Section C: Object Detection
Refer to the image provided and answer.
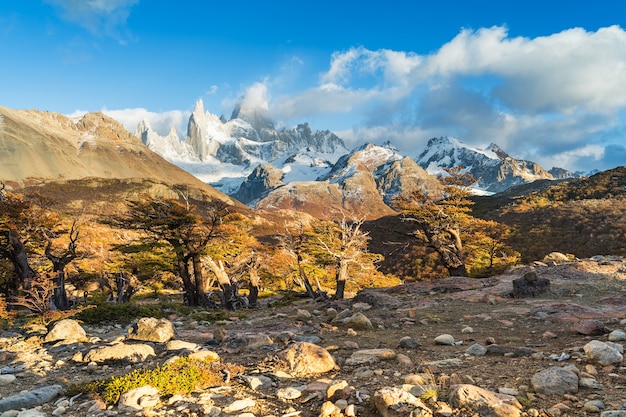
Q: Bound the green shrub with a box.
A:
[66,357,244,404]
[75,300,165,325]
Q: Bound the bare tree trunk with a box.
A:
[6,230,35,291]
[178,257,197,306]
[297,253,316,299]
[192,256,210,307]
[203,256,234,309]
[334,259,349,299]
[51,271,69,310]
[248,264,260,308]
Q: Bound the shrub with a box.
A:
[66,357,244,404]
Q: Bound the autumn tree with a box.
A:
[464,219,520,277]
[312,216,381,299]
[0,183,37,294]
[114,196,231,307]
[394,168,475,277]
[277,221,324,300]
[44,220,81,310]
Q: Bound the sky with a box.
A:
[1,1,626,174]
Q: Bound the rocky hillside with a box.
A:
[471,166,626,263]
[0,106,232,203]
[1,257,626,417]
[253,143,444,221]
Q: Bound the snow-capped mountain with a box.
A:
[137,100,576,216]
[254,142,444,220]
[415,136,559,193]
[137,99,347,194]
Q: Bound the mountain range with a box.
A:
[137,99,582,218]
[0,101,588,221]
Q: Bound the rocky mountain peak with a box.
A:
[486,142,510,159]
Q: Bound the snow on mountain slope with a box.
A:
[415,136,556,193]
[137,99,348,195]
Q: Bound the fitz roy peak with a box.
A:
[137,99,347,194]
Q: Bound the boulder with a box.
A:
[277,342,336,376]
[531,367,579,395]
[127,317,175,343]
[512,271,550,298]
[0,385,63,413]
[83,343,155,363]
[448,384,522,417]
[44,319,87,344]
[373,386,432,417]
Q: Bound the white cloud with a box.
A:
[44,0,139,43]
[262,25,626,172]
[239,82,270,112]
[99,108,190,138]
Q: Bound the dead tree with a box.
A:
[315,217,370,300]
[114,271,137,303]
[44,220,79,310]
[279,222,319,300]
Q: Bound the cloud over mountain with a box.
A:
[263,25,626,173]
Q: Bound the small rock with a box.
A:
[278,342,336,376]
[165,340,200,351]
[434,334,455,345]
[373,386,431,417]
[14,410,46,417]
[296,309,311,319]
[319,401,342,417]
[399,336,421,349]
[449,384,522,417]
[118,385,159,411]
[241,375,273,391]
[579,377,604,389]
[276,386,303,400]
[609,330,626,342]
[0,385,63,414]
[342,312,374,330]
[512,271,550,298]
[187,349,220,362]
[0,375,16,385]
[345,349,396,365]
[51,406,66,415]
[223,398,255,413]
[465,343,487,356]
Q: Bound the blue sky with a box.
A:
[1,1,626,173]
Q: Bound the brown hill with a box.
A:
[472,166,626,262]
[0,106,232,203]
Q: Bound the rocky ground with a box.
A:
[2,255,626,417]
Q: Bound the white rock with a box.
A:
[276,386,302,400]
[223,398,255,413]
[0,375,16,385]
